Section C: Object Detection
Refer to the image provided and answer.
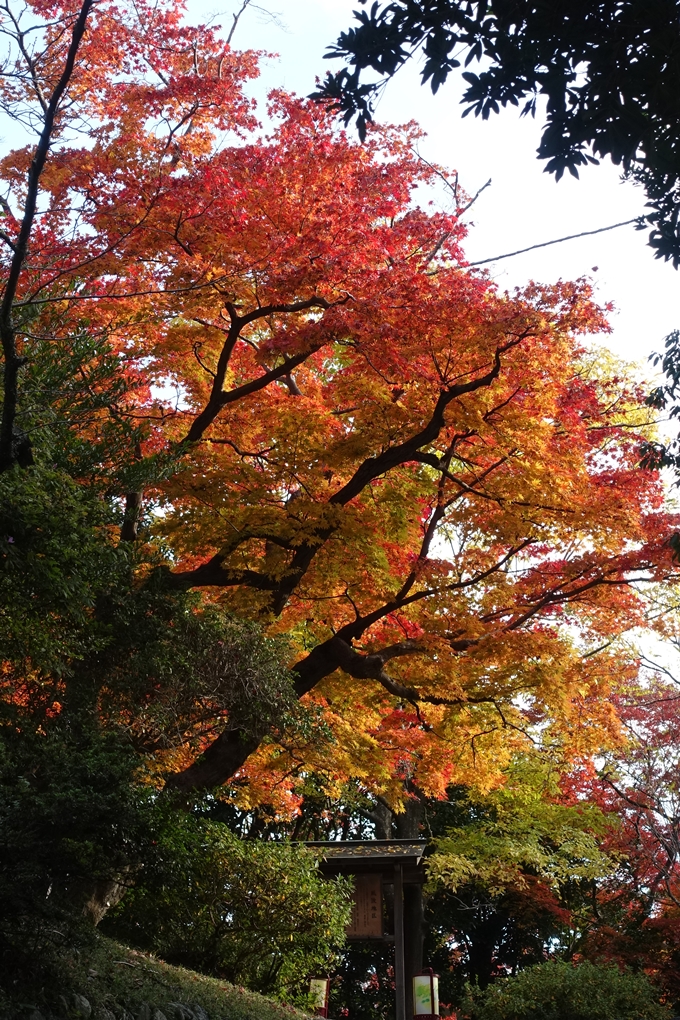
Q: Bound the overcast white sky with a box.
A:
[187,0,679,373]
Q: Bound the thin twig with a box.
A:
[226,0,251,45]
[469,218,641,267]
[457,177,492,217]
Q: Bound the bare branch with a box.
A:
[226,0,251,45]
[469,218,640,268]
[0,0,95,470]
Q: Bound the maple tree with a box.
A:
[0,0,678,822]
[421,763,612,994]
[557,652,680,1001]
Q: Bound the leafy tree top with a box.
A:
[0,0,678,810]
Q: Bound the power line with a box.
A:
[468,217,643,267]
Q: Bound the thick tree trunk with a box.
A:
[162,634,360,794]
[394,795,424,839]
[60,872,132,926]
[373,799,395,840]
[162,628,429,795]
[163,726,261,794]
[468,937,495,989]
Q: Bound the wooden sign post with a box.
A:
[347,874,383,938]
[306,840,427,1020]
[394,862,405,1020]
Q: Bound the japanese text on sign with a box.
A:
[347,874,382,938]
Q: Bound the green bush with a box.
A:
[0,720,161,905]
[466,960,669,1020]
[104,820,352,999]
[0,465,132,672]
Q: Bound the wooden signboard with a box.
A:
[347,874,382,938]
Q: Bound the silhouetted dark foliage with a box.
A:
[317,0,680,265]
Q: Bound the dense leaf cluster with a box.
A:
[104,823,352,998]
[0,328,342,1000]
[465,960,669,1020]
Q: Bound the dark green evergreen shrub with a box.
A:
[466,960,669,1020]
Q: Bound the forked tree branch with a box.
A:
[171,339,521,613]
[182,295,343,444]
[164,537,663,795]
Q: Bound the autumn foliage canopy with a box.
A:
[0,0,676,877]
[0,0,678,821]
[6,2,680,1012]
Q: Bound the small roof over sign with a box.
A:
[304,839,427,868]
